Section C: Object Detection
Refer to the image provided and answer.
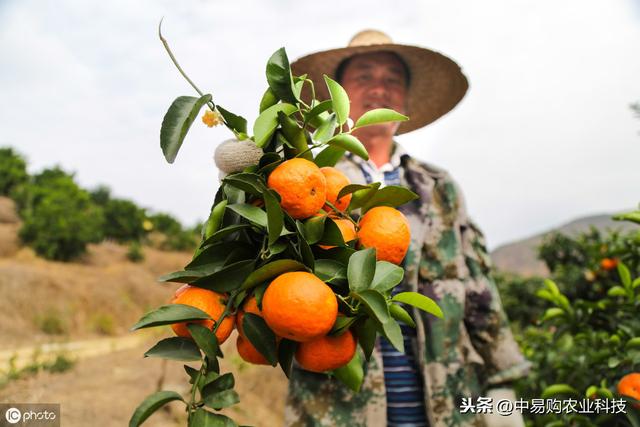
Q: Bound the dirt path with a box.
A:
[0,333,287,427]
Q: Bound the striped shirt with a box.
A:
[349,145,429,427]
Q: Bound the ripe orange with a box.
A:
[262,272,337,342]
[237,295,261,336]
[267,158,327,219]
[170,285,235,344]
[600,258,618,271]
[320,167,352,212]
[236,335,270,365]
[295,330,356,373]
[618,372,640,407]
[319,217,357,250]
[357,206,410,265]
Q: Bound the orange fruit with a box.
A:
[600,258,618,271]
[357,206,410,265]
[267,158,327,219]
[320,167,352,212]
[236,335,270,365]
[618,372,640,407]
[319,217,357,250]
[170,285,235,344]
[237,295,261,336]
[262,272,337,342]
[295,330,356,373]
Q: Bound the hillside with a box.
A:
[490,212,637,276]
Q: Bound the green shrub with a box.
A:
[0,147,28,197]
[502,212,640,426]
[149,212,198,251]
[126,241,145,263]
[102,198,147,242]
[19,167,104,261]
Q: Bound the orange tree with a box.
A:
[128,27,443,427]
[507,209,640,426]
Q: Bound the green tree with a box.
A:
[102,198,147,242]
[0,147,29,197]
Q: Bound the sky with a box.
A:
[1,0,639,249]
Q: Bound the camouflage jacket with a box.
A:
[284,149,531,427]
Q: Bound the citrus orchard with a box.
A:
[170,285,235,344]
[320,166,352,212]
[295,329,357,372]
[267,158,327,219]
[357,206,410,265]
[261,271,337,342]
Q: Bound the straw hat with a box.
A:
[291,30,468,134]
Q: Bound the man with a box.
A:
[283,30,531,427]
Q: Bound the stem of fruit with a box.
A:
[158,19,215,111]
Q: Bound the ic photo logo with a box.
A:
[5,407,21,424]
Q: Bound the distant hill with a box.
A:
[490,213,638,277]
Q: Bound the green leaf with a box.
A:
[158,270,206,284]
[348,248,377,292]
[186,324,220,360]
[355,317,377,361]
[361,185,419,213]
[253,103,297,148]
[318,217,348,247]
[355,289,390,324]
[241,259,307,290]
[371,261,404,292]
[607,286,627,298]
[201,224,252,246]
[541,384,580,399]
[612,211,640,225]
[625,337,640,350]
[314,259,347,283]
[330,316,357,335]
[392,292,443,318]
[303,214,326,244]
[382,319,404,353]
[203,200,228,240]
[160,94,212,164]
[216,105,247,135]
[389,303,415,327]
[278,339,298,378]
[633,277,640,289]
[129,390,184,427]
[259,87,278,113]
[202,372,234,395]
[312,113,338,144]
[348,183,381,211]
[323,75,350,125]
[618,262,632,288]
[327,134,369,161]
[314,146,346,168]
[544,279,561,296]
[192,260,255,292]
[332,352,364,392]
[540,307,565,322]
[222,173,264,196]
[266,47,297,104]
[227,203,267,228]
[353,108,408,130]
[131,304,211,331]
[203,389,240,410]
[243,313,278,366]
[305,100,333,124]
[263,190,284,246]
[144,337,202,361]
[189,409,238,427]
[336,184,372,201]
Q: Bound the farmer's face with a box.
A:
[340,52,408,138]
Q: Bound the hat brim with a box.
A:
[291,43,469,134]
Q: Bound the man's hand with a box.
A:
[214,138,263,179]
[482,388,525,427]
